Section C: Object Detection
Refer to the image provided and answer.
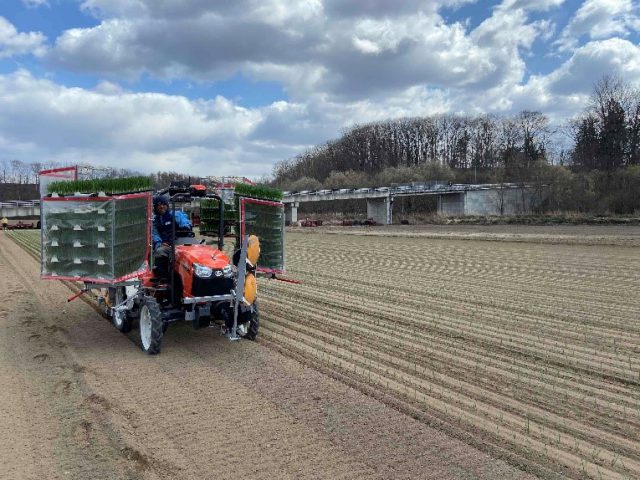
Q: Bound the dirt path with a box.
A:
[0,233,536,480]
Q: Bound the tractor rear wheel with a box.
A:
[109,287,132,333]
[139,296,163,355]
[242,301,260,341]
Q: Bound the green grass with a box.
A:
[233,183,283,201]
[47,176,152,195]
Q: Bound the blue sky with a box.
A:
[0,0,639,178]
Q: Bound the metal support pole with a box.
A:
[228,235,248,341]
[170,198,176,306]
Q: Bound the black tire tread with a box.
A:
[110,287,133,333]
[140,296,163,355]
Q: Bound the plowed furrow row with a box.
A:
[265,282,640,381]
[287,278,640,365]
[261,313,640,467]
[288,260,640,328]
[260,323,636,480]
[262,295,640,432]
[293,266,640,331]
[293,244,639,287]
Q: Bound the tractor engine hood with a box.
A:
[175,245,234,298]
[175,245,231,272]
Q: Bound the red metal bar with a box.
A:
[39,166,77,175]
[271,275,302,284]
[67,289,86,302]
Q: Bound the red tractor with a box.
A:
[97,187,260,354]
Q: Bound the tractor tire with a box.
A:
[242,301,260,341]
[108,287,132,333]
[139,296,163,355]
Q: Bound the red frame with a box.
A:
[41,192,151,283]
[239,197,284,274]
[39,166,78,180]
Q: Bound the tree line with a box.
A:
[273,76,640,214]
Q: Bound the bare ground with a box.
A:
[292,224,640,247]
[0,233,535,480]
[266,226,640,478]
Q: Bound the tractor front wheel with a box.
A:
[139,297,163,355]
[109,287,132,333]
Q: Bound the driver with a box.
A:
[152,195,192,278]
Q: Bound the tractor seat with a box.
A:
[174,229,196,245]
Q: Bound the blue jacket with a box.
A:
[152,210,192,249]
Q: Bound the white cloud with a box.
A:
[45,0,557,104]
[22,0,49,7]
[458,38,640,123]
[0,17,46,58]
[0,69,455,177]
[4,0,639,177]
[546,38,640,94]
[556,0,639,51]
[0,70,269,176]
[501,0,565,11]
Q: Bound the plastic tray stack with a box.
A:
[199,198,236,236]
[239,198,285,273]
[41,193,150,282]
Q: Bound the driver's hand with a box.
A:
[162,242,170,247]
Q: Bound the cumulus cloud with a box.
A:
[555,0,640,51]
[500,0,565,11]
[0,17,47,58]
[458,38,640,123]
[45,0,558,104]
[0,70,266,175]
[0,69,455,177]
[4,0,639,176]
[546,38,640,94]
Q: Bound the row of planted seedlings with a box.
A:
[292,236,639,331]
[8,230,41,259]
[43,177,151,281]
[262,275,640,403]
[262,280,640,434]
[284,234,640,374]
[297,241,639,326]
[259,314,633,480]
[295,234,637,301]
[271,290,640,452]
[286,233,638,370]
[292,238,640,373]
[260,237,640,477]
[260,292,640,479]
[283,262,640,382]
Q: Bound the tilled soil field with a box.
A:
[260,226,640,479]
[3,226,640,479]
[0,231,533,480]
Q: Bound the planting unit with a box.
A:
[41,193,151,282]
[239,197,285,273]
